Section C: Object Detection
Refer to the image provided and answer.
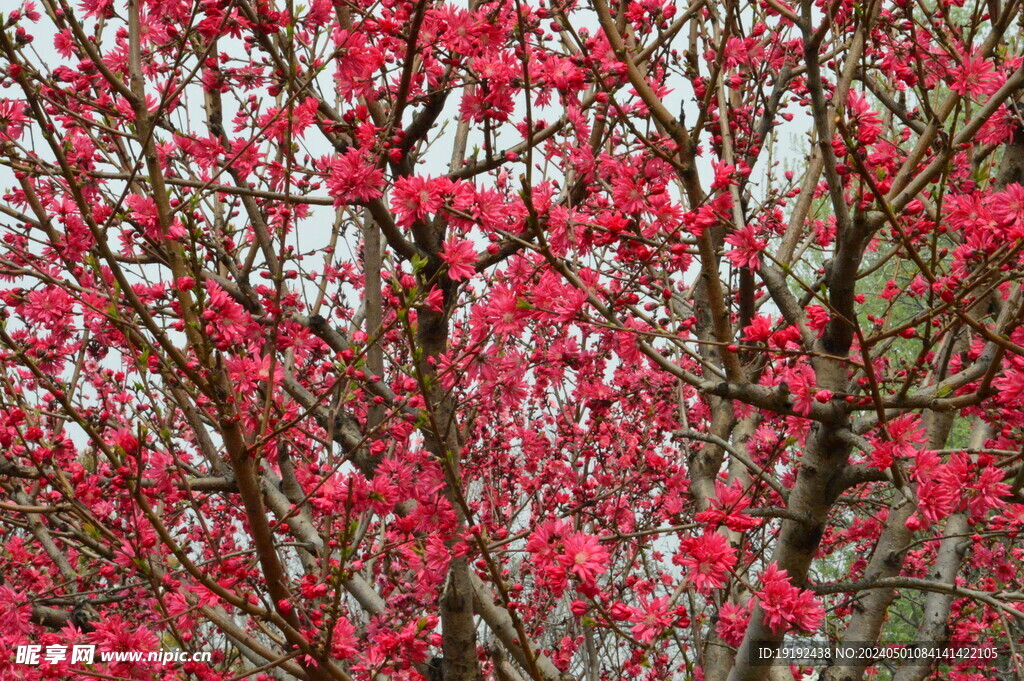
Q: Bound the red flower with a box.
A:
[202,281,253,348]
[391,176,446,227]
[440,238,478,281]
[846,90,882,145]
[257,96,319,140]
[325,148,384,205]
[716,601,753,647]
[755,563,823,634]
[994,183,1024,239]
[676,532,737,593]
[724,223,767,270]
[630,596,672,643]
[951,52,1000,98]
[696,480,758,531]
[742,315,774,343]
[477,284,526,338]
[0,99,28,141]
[559,532,609,586]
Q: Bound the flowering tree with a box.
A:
[1,0,1024,680]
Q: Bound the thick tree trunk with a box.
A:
[417,303,481,681]
[821,394,960,681]
[727,419,853,681]
[442,557,481,681]
[890,514,970,681]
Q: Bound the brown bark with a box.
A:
[416,301,482,681]
[820,411,953,681]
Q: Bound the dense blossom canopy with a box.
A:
[0,0,1024,681]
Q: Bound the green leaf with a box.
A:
[410,253,429,273]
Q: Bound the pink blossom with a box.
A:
[630,596,673,643]
[716,601,753,647]
[967,466,1010,519]
[724,223,767,270]
[391,176,446,227]
[676,532,737,593]
[477,284,526,338]
[756,563,824,635]
[993,183,1024,239]
[202,281,253,347]
[951,52,1001,98]
[257,96,319,140]
[0,99,28,141]
[611,172,648,214]
[742,314,774,343]
[326,148,384,205]
[440,238,478,281]
[695,480,758,532]
[559,532,609,586]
